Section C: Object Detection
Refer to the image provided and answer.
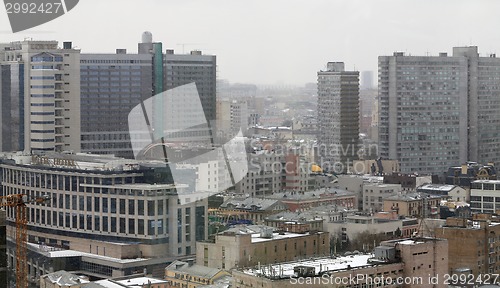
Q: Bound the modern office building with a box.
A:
[0,40,81,153]
[317,62,359,172]
[378,47,500,175]
[80,32,217,158]
[0,152,208,283]
[80,50,153,158]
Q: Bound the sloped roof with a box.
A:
[220,197,283,211]
[41,270,90,286]
[166,260,226,279]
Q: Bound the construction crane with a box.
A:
[1,194,50,288]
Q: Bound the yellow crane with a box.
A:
[1,194,50,288]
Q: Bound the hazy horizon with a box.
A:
[0,0,498,86]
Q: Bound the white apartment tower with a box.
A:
[0,40,80,153]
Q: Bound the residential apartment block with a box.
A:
[362,183,402,212]
[379,47,500,175]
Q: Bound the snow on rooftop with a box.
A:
[242,255,372,278]
[115,277,167,286]
[251,232,324,243]
[28,243,148,264]
[418,184,456,191]
[396,240,424,245]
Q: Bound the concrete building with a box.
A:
[165,260,229,288]
[0,152,208,282]
[435,217,500,276]
[196,225,329,270]
[470,179,500,213]
[216,99,248,141]
[79,50,152,158]
[0,40,80,153]
[317,62,359,172]
[383,192,444,219]
[232,237,448,288]
[379,47,500,175]
[80,32,217,158]
[362,183,402,212]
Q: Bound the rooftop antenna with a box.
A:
[176,43,203,54]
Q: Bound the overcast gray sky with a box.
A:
[1,0,499,86]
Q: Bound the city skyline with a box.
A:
[0,0,498,85]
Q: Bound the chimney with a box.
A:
[116,49,127,54]
[461,164,467,175]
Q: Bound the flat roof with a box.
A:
[251,232,324,243]
[241,254,372,278]
[472,180,500,184]
[29,243,148,264]
[418,184,457,191]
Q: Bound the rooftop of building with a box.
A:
[266,211,330,223]
[442,217,500,229]
[472,179,500,184]
[166,260,226,279]
[381,237,447,246]
[384,192,443,202]
[268,187,356,201]
[417,184,458,192]
[40,270,90,286]
[94,277,167,288]
[197,275,232,288]
[220,197,283,211]
[29,243,149,264]
[218,224,324,243]
[1,151,146,172]
[240,254,373,279]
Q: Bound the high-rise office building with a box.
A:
[317,62,359,172]
[80,32,217,158]
[1,152,208,282]
[80,50,153,157]
[0,40,80,153]
[378,47,500,174]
